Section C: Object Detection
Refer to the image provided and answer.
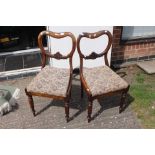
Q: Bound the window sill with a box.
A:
[120,37,155,45]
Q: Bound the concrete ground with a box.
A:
[0,66,141,129]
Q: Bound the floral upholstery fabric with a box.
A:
[83,66,129,97]
[27,66,70,97]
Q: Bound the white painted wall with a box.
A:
[47,26,113,69]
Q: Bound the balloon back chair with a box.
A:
[25,31,76,122]
[77,30,130,122]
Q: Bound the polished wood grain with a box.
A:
[77,30,130,122]
[25,31,76,122]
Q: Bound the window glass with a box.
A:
[122,26,155,40]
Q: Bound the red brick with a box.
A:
[140,43,144,48]
[124,53,130,57]
[113,29,121,35]
[112,52,124,56]
[118,46,126,51]
[136,44,140,49]
[149,47,155,51]
[113,38,120,41]
[112,42,119,46]
[148,43,152,48]
[143,43,147,48]
[113,34,121,39]
[111,56,122,60]
[116,56,124,60]
[150,43,153,47]
[150,51,155,55]
[127,45,132,51]
[124,50,133,56]
[123,45,128,51]
[149,43,152,47]
[114,45,120,50]
[132,45,136,50]
[152,43,155,47]
[137,48,148,53]
[144,43,149,48]
[113,39,120,44]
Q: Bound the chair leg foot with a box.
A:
[65,101,69,123]
[25,89,35,116]
[87,101,92,123]
[66,117,70,123]
[119,87,129,113]
[88,117,91,123]
[119,93,126,113]
[119,106,123,114]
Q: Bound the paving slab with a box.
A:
[137,60,155,74]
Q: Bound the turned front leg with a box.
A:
[87,100,93,123]
[65,99,69,123]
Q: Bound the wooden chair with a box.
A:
[25,31,76,122]
[77,30,130,122]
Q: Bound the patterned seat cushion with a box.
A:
[27,66,70,97]
[83,66,129,97]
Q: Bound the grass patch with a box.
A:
[129,71,155,128]
[136,73,145,83]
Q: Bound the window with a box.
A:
[0,26,47,53]
[121,26,155,44]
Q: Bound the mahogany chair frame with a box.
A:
[77,30,130,122]
[25,31,76,122]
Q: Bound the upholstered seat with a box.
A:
[27,66,70,97]
[83,66,129,97]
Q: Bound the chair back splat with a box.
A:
[38,31,76,73]
[77,30,113,73]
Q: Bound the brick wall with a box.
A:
[111,26,155,65]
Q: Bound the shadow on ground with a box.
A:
[35,78,134,122]
[91,94,134,121]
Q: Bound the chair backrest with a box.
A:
[77,30,112,71]
[38,31,76,72]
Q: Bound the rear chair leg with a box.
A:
[69,89,72,99]
[25,89,35,116]
[119,92,126,113]
[119,86,129,113]
[87,100,93,123]
[81,81,84,98]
